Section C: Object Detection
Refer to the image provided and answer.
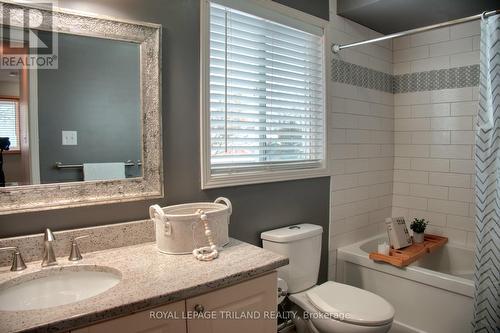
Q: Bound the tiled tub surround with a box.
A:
[0,222,287,333]
[327,13,481,278]
[328,1,395,280]
[391,20,480,249]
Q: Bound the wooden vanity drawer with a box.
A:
[71,300,186,333]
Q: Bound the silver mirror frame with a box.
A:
[0,1,163,214]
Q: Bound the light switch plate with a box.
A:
[62,130,77,145]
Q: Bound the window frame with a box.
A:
[0,96,21,153]
[200,0,329,189]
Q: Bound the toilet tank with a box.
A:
[261,224,322,293]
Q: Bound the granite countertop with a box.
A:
[0,239,288,333]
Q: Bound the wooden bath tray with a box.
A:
[369,234,448,268]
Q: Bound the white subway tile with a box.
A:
[394,170,429,184]
[393,182,410,195]
[332,174,358,190]
[393,62,411,75]
[395,132,412,144]
[411,158,450,172]
[410,27,450,47]
[332,187,370,206]
[408,209,447,227]
[332,144,358,159]
[332,214,370,235]
[370,131,393,144]
[440,227,467,245]
[331,129,347,144]
[431,116,472,130]
[394,46,429,62]
[370,103,394,118]
[330,159,345,175]
[466,232,476,249]
[370,207,393,224]
[393,36,410,50]
[410,184,448,200]
[331,225,379,248]
[411,131,450,144]
[332,113,356,129]
[368,183,393,197]
[473,36,480,50]
[358,144,382,158]
[429,37,473,57]
[430,88,473,103]
[449,188,474,203]
[428,199,469,216]
[392,207,409,220]
[429,172,470,188]
[450,21,480,40]
[395,106,411,118]
[450,159,474,174]
[395,144,430,158]
[346,129,371,143]
[358,170,393,186]
[451,131,475,144]
[430,145,471,159]
[395,118,431,131]
[450,51,479,67]
[380,144,394,157]
[393,195,428,210]
[394,91,431,106]
[411,56,450,72]
[411,103,450,118]
[450,101,479,116]
[394,157,411,169]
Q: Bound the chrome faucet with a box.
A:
[42,228,57,267]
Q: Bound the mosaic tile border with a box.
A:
[331,58,480,94]
[331,58,393,93]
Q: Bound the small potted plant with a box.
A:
[410,218,428,243]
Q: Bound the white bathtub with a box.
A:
[337,235,474,333]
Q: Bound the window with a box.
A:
[201,0,327,188]
[0,98,20,151]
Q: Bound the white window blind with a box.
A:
[0,99,19,150]
[209,2,325,175]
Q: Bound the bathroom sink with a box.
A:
[0,265,121,311]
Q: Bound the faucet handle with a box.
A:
[68,235,89,261]
[0,246,27,271]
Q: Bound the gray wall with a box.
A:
[0,0,331,282]
[38,33,141,183]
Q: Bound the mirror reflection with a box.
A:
[0,31,142,187]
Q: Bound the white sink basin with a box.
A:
[0,265,121,311]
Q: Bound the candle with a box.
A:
[378,242,390,255]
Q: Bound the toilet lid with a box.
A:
[306,282,395,326]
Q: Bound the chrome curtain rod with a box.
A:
[332,9,500,53]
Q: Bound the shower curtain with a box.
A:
[473,13,500,333]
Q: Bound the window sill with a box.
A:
[201,166,329,189]
[2,150,21,155]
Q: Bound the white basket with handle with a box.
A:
[149,197,232,254]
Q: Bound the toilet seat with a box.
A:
[305,281,395,326]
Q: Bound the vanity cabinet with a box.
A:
[71,272,277,333]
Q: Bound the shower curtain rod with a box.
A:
[332,9,500,53]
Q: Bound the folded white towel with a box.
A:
[83,162,125,181]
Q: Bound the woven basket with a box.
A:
[149,197,232,254]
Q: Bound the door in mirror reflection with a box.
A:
[0,31,142,186]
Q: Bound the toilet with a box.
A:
[261,224,395,333]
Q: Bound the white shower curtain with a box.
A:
[473,13,500,333]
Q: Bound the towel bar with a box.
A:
[54,160,142,169]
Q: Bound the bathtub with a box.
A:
[337,235,474,333]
